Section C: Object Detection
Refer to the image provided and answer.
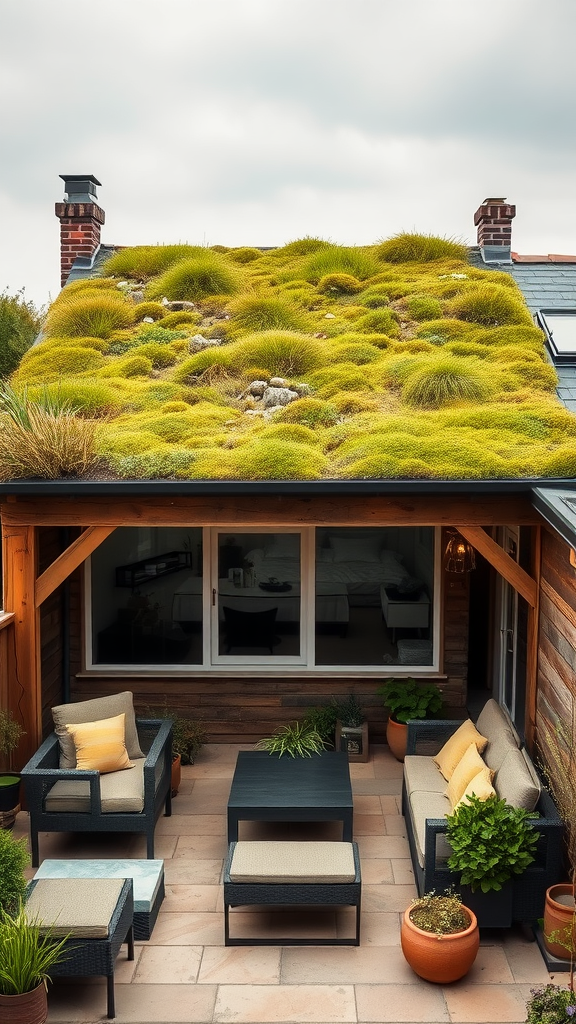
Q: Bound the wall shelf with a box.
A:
[115,551,192,588]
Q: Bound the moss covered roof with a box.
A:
[7,234,576,482]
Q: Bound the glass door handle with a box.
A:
[212,588,216,606]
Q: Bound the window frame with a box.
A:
[85,525,442,676]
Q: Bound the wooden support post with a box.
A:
[2,525,40,764]
[525,526,541,750]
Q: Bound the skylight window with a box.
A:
[538,310,576,361]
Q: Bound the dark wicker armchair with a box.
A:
[22,718,172,867]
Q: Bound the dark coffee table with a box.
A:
[227,750,353,842]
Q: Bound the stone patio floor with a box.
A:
[13,743,563,1024]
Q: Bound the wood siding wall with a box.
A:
[537,528,576,763]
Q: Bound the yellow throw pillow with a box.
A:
[446,743,492,810]
[433,719,488,781]
[65,713,134,774]
[453,767,496,811]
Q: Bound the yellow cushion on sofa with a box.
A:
[454,767,496,811]
[433,719,488,781]
[446,743,492,810]
[66,713,134,774]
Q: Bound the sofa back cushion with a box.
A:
[446,743,493,810]
[494,746,541,811]
[475,699,519,772]
[52,691,144,768]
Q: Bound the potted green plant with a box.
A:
[256,721,328,757]
[445,793,539,927]
[333,694,369,763]
[0,709,25,828]
[0,829,29,917]
[0,903,70,1024]
[377,678,443,761]
[524,984,576,1024]
[143,704,206,795]
[401,890,479,983]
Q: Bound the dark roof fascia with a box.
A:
[532,486,576,549]
[0,478,574,498]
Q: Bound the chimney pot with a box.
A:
[59,174,102,203]
[55,175,105,287]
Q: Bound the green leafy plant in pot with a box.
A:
[0,709,25,827]
[0,903,70,1024]
[0,828,29,917]
[377,678,443,761]
[446,793,538,927]
[143,704,206,796]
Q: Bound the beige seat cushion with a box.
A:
[52,691,144,768]
[475,699,519,772]
[230,841,356,884]
[403,755,446,795]
[26,877,125,938]
[408,791,452,868]
[494,747,540,811]
[44,758,145,813]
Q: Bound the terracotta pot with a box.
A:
[386,716,407,762]
[544,883,576,960]
[171,753,182,797]
[0,982,48,1024]
[401,905,479,983]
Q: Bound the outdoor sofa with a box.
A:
[401,698,563,927]
[21,691,172,867]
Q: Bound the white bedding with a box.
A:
[246,551,407,591]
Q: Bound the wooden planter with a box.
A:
[544,883,575,960]
[0,982,48,1024]
[335,721,369,762]
[171,754,182,797]
[401,904,479,983]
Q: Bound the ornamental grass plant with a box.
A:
[147,254,240,302]
[0,904,70,996]
[376,232,468,263]
[256,721,328,757]
[45,293,134,338]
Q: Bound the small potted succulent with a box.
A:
[377,678,443,761]
[0,709,25,828]
[401,890,479,983]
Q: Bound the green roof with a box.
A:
[5,234,576,482]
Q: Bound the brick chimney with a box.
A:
[55,175,105,287]
[474,197,516,264]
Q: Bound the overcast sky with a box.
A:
[1,0,576,309]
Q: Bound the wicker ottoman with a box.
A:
[26,877,134,1019]
[34,858,164,940]
[224,840,361,946]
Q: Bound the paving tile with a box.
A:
[443,983,528,1022]
[282,943,414,984]
[354,813,386,835]
[163,858,223,885]
[149,911,224,946]
[162,883,220,912]
[214,984,356,1022]
[133,945,203,983]
[356,982,449,1022]
[357,834,411,858]
[353,795,383,815]
[358,858,394,884]
[47,981,217,1023]
[500,931,551,983]
[156,813,226,835]
[173,834,228,858]
[362,883,417,912]
[349,762,377,779]
[128,834,178,859]
[465,945,514,983]
[337,910,401,945]
[391,859,415,884]
[198,945,281,983]
[384,813,407,835]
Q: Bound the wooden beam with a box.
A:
[34,526,116,608]
[0,493,540,528]
[455,526,538,608]
[525,526,541,750]
[2,525,40,764]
